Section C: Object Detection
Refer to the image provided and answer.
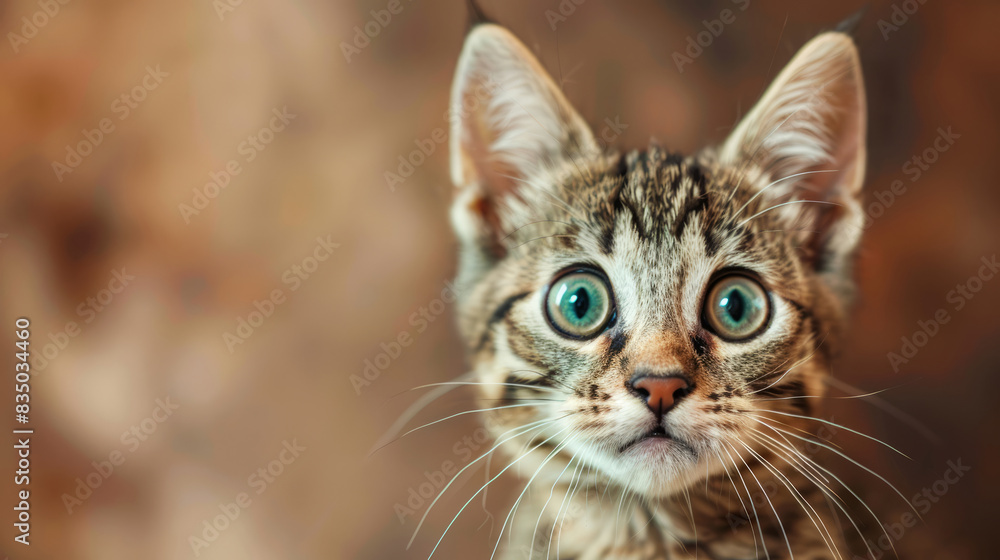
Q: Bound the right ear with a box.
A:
[448,24,597,262]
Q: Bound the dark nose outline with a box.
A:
[628,374,692,417]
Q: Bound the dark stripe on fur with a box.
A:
[686,161,707,189]
[599,154,631,255]
[672,192,708,239]
[476,291,530,350]
[607,330,628,357]
[703,225,720,257]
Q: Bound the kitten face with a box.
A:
[448,25,865,499]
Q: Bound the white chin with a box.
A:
[611,438,701,497]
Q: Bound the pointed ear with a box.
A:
[448,24,597,258]
[721,32,867,286]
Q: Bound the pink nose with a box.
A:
[632,376,691,416]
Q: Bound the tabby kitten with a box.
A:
[441,16,873,560]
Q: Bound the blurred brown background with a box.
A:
[0,0,996,558]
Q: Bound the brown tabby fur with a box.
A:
[438,14,880,559]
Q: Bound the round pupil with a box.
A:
[568,287,590,319]
[723,289,745,322]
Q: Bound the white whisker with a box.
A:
[739,438,842,560]
[746,429,876,560]
[721,443,771,560]
[494,437,577,560]
[408,416,563,550]
[736,199,842,228]
[755,409,911,459]
[427,425,573,559]
[713,447,762,559]
[725,439,794,559]
[730,169,840,224]
[755,419,908,558]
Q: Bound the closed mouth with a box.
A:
[618,426,673,453]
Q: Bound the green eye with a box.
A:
[545,269,614,339]
[704,275,770,340]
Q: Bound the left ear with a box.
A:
[447,24,598,283]
[720,32,866,289]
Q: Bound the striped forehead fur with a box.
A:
[441,20,870,559]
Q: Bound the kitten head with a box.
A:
[447,24,865,497]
